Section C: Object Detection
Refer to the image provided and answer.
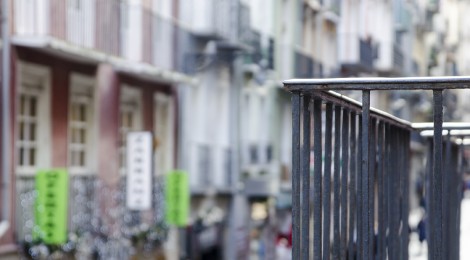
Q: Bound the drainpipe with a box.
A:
[227,52,247,260]
[0,0,11,238]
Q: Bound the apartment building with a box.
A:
[0,0,185,258]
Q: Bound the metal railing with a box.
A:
[414,122,470,260]
[284,76,470,260]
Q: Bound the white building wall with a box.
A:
[371,1,394,71]
[339,0,360,63]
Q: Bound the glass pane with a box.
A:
[71,151,78,166]
[30,123,36,141]
[79,104,86,122]
[79,151,85,166]
[30,96,37,117]
[29,148,35,166]
[71,104,77,121]
[121,112,128,127]
[20,95,26,115]
[80,128,86,144]
[128,113,133,128]
[19,122,25,141]
[19,147,24,166]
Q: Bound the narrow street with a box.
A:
[410,192,470,259]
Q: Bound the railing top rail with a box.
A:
[310,90,412,129]
[412,122,470,130]
[284,76,470,91]
[420,129,470,137]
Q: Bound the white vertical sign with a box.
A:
[126,131,153,210]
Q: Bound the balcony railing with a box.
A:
[284,76,470,260]
[13,0,177,70]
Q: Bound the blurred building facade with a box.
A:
[0,0,469,259]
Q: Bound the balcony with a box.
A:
[340,36,375,76]
[12,0,182,72]
[190,0,232,40]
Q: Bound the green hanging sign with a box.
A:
[34,169,69,244]
[165,170,189,226]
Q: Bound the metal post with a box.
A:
[443,131,451,259]
[368,118,376,259]
[348,112,357,260]
[340,109,350,260]
[292,94,301,260]
[377,122,385,260]
[313,98,322,260]
[323,103,333,260]
[1,0,11,235]
[301,95,310,260]
[361,90,370,260]
[432,90,443,260]
[333,105,342,259]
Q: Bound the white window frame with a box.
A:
[154,93,175,176]
[16,62,51,177]
[119,85,143,175]
[68,73,97,176]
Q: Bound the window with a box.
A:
[119,86,142,174]
[154,93,175,176]
[68,75,96,233]
[68,75,96,174]
[16,63,50,241]
[18,89,39,167]
[16,63,51,175]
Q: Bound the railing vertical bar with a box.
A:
[403,130,410,260]
[323,103,334,260]
[390,127,398,260]
[313,98,323,260]
[341,109,350,260]
[348,112,357,260]
[426,138,434,260]
[384,123,391,259]
[292,93,301,260]
[398,129,404,259]
[400,129,408,260]
[368,118,376,258]
[361,90,370,260]
[443,131,451,260]
[449,142,457,260]
[456,140,464,260]
[432,90,443,260]
[333,105,342,259]
[357,115,363,260]
[301,95,311,260]
[377,121,385,260]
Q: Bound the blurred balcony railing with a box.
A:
[359,39,374,70]
[294,50,315,78]
[190,0,232,40]
[193,143,232,189]
[13,0,176,70]
[393,43,404,73]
